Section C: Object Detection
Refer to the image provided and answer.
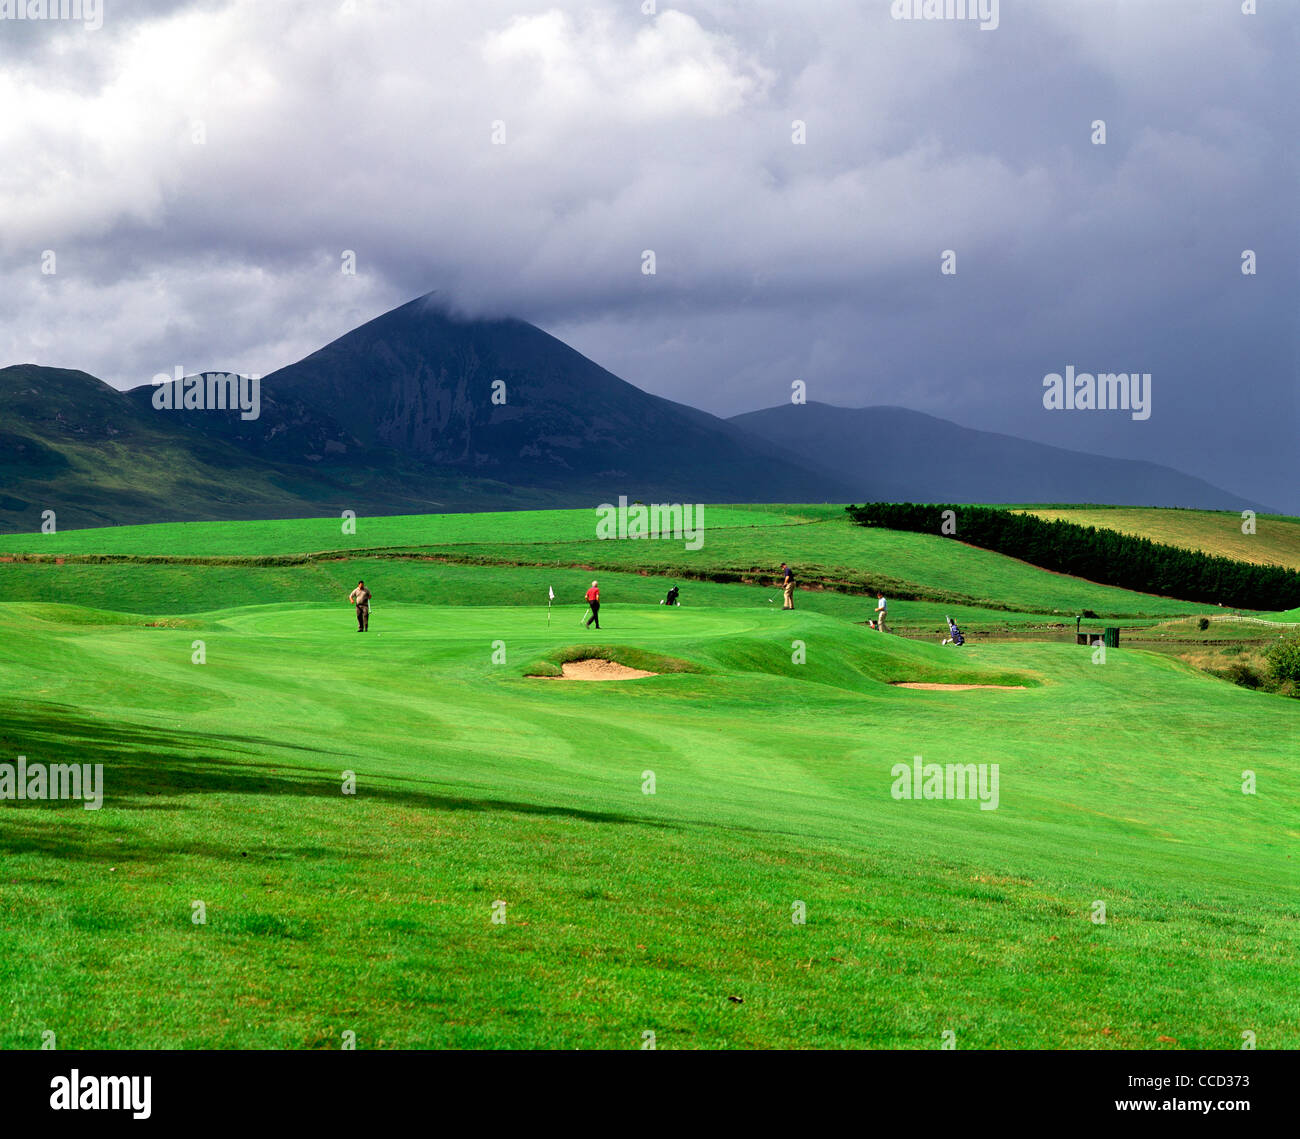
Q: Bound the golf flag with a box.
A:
[547,585,554,626]
[548,586,554,601]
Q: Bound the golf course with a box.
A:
[1,504,1296,1049]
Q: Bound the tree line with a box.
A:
[844,503,1300,611]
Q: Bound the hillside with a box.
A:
[730,402,1266,511]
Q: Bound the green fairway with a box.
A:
[2,540,1297,1048]
[0,503,1233,620]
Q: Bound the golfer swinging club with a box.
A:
[349,580,372,632]
[584,580,601,629]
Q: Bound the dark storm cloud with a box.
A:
[1,0,1294,505]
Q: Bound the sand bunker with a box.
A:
[533,658,658,681]
[891,682,1026,691]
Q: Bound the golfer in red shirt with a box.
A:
[584,581,601,629]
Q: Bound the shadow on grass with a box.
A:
[0,825,346,868]
[0,700,669,861]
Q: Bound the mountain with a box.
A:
[121,294,854,505]
[0,295,1269,534]
[0,296,853,531]
[729,402,1267,511]
[0,364,569,532]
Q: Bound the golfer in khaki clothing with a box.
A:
[349,580,371,632]
[780,563,795,610]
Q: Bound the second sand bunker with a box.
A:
[891,682,1026,691]
[540,658,658,681]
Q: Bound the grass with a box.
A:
[0,504,1236,620]
[1,515,1297,1048]
[0,504,822,557]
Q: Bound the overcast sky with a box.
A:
[2,0,1295,506]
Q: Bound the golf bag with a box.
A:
[664,586,680,606]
